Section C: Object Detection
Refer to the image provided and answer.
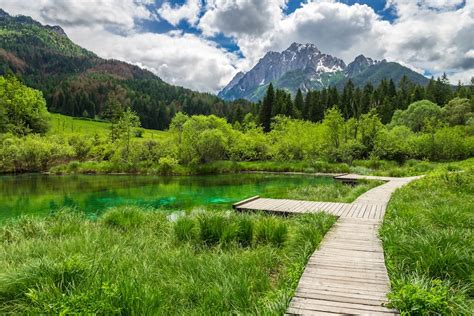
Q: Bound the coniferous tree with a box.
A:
[361,83,373,114]
[310,90,324,122]
[341,80,355,119]
[294,88,304,118]
[303,91,312,120]
[259,83,274,132]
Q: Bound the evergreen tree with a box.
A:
[425,77,437,103]
[341,80,355,119]
[309,90,324,122]
[259,83,274,132]
[361,83,373,114]
[303,91,312,120]
[294,88,304,118]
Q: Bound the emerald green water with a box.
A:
[0,174,334,221]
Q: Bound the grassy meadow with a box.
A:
[0,208,336,314]
[49,113,170,140]
[380,169,474,314]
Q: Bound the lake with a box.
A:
[0,173,335,221]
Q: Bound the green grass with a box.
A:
[0,207,336,314]
[274,180,384,203]
[380,169,474,314]
[49,113,170,140]
[350,158,474,177]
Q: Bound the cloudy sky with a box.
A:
[1,0,473,93]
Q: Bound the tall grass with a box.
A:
[275,179,383,203]
[380,170,474,314]
[0,207,335,314]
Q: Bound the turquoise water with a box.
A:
[0,173,335,221]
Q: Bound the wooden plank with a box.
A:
[232,195,260,208]
[290,297,396,314]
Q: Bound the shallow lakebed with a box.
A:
[0,173,343,221]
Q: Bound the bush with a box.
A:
[0,134,75,172]
[158,156,179,175]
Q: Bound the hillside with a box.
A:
[0,9,250,130]
[219,43,430,101]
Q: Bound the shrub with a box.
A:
[158,156,179,175]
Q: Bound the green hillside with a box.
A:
[0,9,252,130]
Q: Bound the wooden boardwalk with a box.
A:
[234,174,420,315]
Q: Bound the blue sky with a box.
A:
[1,0,472,92]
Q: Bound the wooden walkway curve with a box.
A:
[234,174,420,315]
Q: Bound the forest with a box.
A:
[0,73,473,175]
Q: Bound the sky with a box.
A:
[0,0,473,93]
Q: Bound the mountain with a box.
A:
[0,9,250,130]
[219,43,430,101]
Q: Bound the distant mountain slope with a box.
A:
[0,9,248,130]
[219,43,429,101]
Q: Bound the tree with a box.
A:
[116,107,141,160]
[0,75,49,135]
[341,80,355,119]
[303,91,312,120]
[359,110,383,156]
[323,107,344,151]
[442,97,473,126]
[259,83,274,132]
[391,100,442,132]
[294,88,304,118]
[0,100,7,133]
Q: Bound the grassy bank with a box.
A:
[48,158,474,178]
[0,207,335,314]
[380,170,474,314]
[268,179,383,203]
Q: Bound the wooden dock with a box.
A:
[234,174,420,315]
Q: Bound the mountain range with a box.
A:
[0,9,249,130]
[219,43,430,101]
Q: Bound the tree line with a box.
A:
[259,75,474,132]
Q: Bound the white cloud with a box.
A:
[447,68,474,84]
[0,0,239,92]
[199,0,286,37]
[1,0,473,90]
[383,0,474,82]
[70,27,239,92]
[157,0,201,26]
[0,0,155,31]
[210,0,474,84]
